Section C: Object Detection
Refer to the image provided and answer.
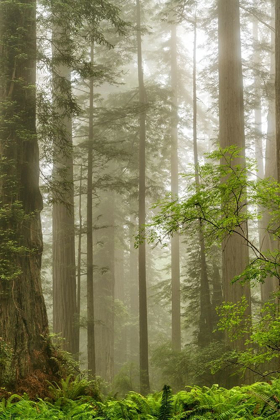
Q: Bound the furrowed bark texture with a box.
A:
[0,0,56,387]
[218,0,251,375]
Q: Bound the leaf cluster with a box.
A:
[146,146,280,285]
[214,299,280,380]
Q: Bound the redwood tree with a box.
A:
[170,23,181,353]
[218,0,251,384]
[52,18,79,357]
[276,0,280,182]
[136,0,150,395]
[261,1,278,301]
[192,17,213,347]
[0,0,57,389]
[87,40,96,377]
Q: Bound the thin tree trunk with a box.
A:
[253,14,264,179]
[275,0,280,301]
[77,164,83,353]
[265,1,277,183]
[170,24,181,352]
[87,41,95,377]
[252,14,264,253]
[211,260,224,338]
[129,214,139,364]
[136,0,150,395]
[258,2,278,301]
[192,18,213,347]
[52,23,78,357]
[114,226,127,372]
[276,1,280,183]
[95,193,115,383]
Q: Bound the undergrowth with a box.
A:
[0,377,280,419]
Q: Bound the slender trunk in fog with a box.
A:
[95,193,115,383]
[265,2,277,182]
[253,15,264,179]
[275,0,280,298]
[77,165,83,349]
[136,0,150,395]
[114,226,127,371]
[87,40,96,377]
[260,2,278,301]
[192,18,213,347]
[276,0,280,184]
[252,15,264,270]
[170,24,181,352]
[129,215,139,363]
[211,261,224,337]
[52,23,79,357]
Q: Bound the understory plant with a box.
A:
[1,380,280,419]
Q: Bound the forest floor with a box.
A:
[0,378,280,419]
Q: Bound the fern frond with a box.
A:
[158,385,173,420]
[249,389,280,414]
[218,407,241,419]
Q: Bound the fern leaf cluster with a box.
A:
[1,378,280,419]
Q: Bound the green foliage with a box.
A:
[151,343,190,391]
[213,299,280,378]
[151,341,227,390]
[2,380,280,418]
[146,146,280,284]
[47,374,101,403]
[145,146,280,378]
[112,363,139,396]
[216,297,251,341]
[0,201,32,281]
[159,385,173,420]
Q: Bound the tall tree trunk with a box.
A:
[192,18,213,347]
[52,22,79,357]
[276,0,280,301]
[260,2,278,301]
[252,14,264,259]
[0,0,57,389]
[77,164,83,353]
[265,1,277,182]
[252,14,264,179]
[211,260,224,338]
[87,41,96,377]
[276,1,280,184]
[170,24,181,352]
[218,0,251,384]
[94,193,115,383]
[136,0,150,395]
[129,214,139,364]
[114,226,127,372]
